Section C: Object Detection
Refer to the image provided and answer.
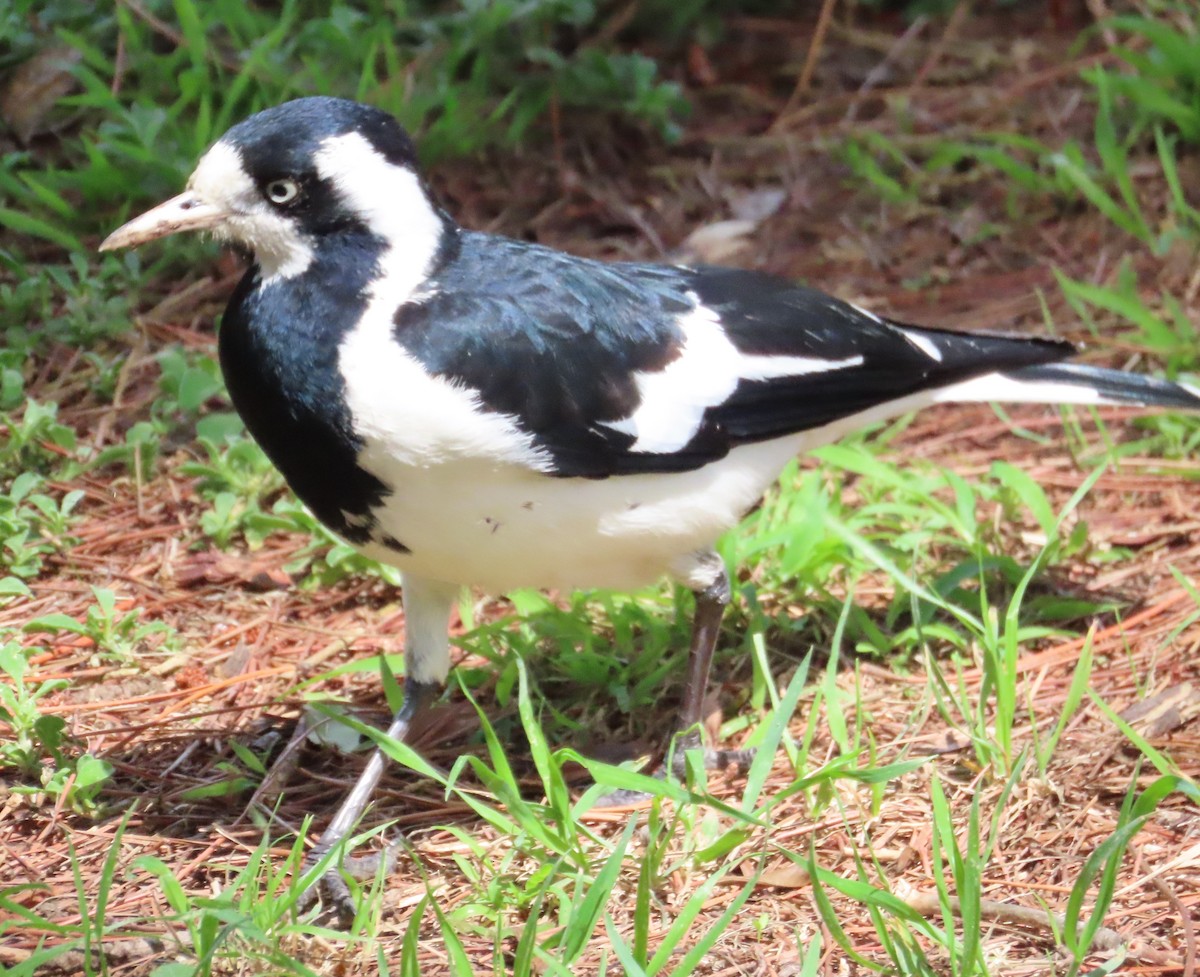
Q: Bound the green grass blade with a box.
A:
[667,868,761,977]
[742,657,810,814]
[400,896,428,977]
[606,916,652,977]
[561,816,638,962]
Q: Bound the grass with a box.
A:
[3,3,1200,975]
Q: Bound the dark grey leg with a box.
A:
[668,557,754,779]
[678,561,731,731]
[597,554,752,805]
[296,678,439,918]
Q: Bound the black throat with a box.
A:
[217,232,393,543]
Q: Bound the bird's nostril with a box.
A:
[180,199,195,210]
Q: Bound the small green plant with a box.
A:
[2,814,353,977]
[25,585,176,663]
[805,840,953,974]
[180,433,287,549]
[840,132,923,206]
[0,640,69,777]
[0,343,26,413]
[1086,14,1200,144]
[0,400,80,478]
[0,472,83,580]
[0,641,113,814]
[931,781,986,975]
[735,431,1107,675]
[600,857,762,977]
[157,347,227,417]
[270,496,402,586]
[1056,262,1200,375]
[1058,772,1199,975]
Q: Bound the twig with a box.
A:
[1085,0,1118,50]
[771,0,839,131]
[0,936,178,975]
[911,0,972,89]
[116,0,242,72]
[1150,876,1196,977]
[845,16,929,124]
[239,709,314,822]
[905,890,1172,965]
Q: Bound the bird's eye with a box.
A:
[265,179,300,205]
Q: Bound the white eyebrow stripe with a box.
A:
[329,132,551,477]
[313,131,442,265]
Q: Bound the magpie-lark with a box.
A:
[102,96,1200,913]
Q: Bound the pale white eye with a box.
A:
[265,179,299,205]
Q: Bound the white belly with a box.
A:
[348,381,977,593]
[355,435,806,592]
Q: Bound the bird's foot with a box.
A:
[669,742,757,780]
[294,841,403,923]
[593,731,756,807]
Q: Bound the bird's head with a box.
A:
[101,97,445,280]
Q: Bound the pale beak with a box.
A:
[99,191,229,251]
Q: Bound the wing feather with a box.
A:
[391,239,1076,477]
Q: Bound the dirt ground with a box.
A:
[2,6,1199,975]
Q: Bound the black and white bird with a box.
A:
[102,96,1200,908]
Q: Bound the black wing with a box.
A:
[690,266,1074,441]
[394,234,1075,477]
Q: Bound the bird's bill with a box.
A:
[99,191,227,251]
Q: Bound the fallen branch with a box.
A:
[904,890,1172,967]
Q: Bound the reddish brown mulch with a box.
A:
[3,6,1199,975]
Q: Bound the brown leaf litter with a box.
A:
[3,5,1200,975]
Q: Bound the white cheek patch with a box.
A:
[602,302,862,454]
[228,218,315,282]
[190,141,315,281]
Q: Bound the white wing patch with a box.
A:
[931,372,1105,405]
[851,300,945,363]
[901,329,944,362]
[849,301,884,324]
[340,334,551,470]
[601,302,863,454]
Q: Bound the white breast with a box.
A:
[349,369,1030,592]
[351,439,796,592]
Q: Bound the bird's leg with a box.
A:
[295,679,439,917]
[597,554,751,806]
[677,561,730,732]
[668,555,755,779]
[296,575,458,920]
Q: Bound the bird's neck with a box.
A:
[273,209,457,308]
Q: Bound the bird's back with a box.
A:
[383,231,1076,477]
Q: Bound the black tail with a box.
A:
[1002,362,1200,411]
